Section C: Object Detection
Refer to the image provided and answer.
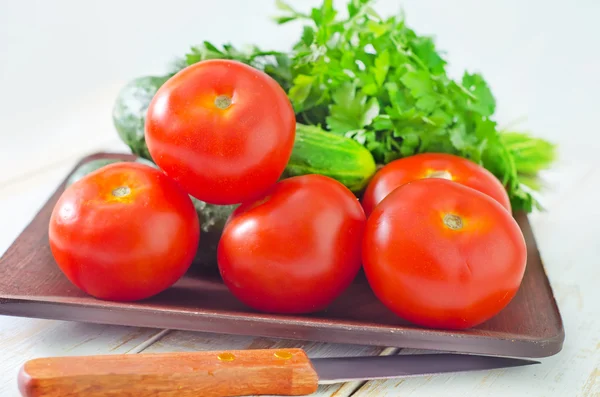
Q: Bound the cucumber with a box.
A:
[112,75,170,161]
[64,157,236,272]
[189,198,237,273]
[284,124,377,192]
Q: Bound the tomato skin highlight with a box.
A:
[362,178,527,330]
[218,174,366,314]
[362,153,511,216]
[48,162,200,301]
[145,59,296,205]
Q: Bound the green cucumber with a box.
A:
[284,124,377,192]
[112,75,170,161]
[188,199,237,273]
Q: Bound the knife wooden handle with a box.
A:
[18,348,319,397]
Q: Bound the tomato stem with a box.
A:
[112,186,131,197]
[443,214,463,230]
[214,95,232,110]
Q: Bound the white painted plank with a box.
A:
[0,317,161,396]
[142,330,398,397]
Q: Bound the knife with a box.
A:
[18,348,539,397]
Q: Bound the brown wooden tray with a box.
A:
[0,152,564,358]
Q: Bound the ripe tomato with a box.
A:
[48,162,200,301]
[218,174,366,314]
[145,59,296,205]
[362,153,511,216]
[362,178,526,329]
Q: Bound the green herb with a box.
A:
[172,42,294,92]
[175,0,556,212]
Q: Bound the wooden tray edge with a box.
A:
[0,152,566,359]
[0,296,564,359]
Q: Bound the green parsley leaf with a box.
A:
[462,72,496,116]
[326,83,380,134]
[374,49,390,87]
[288,75,315,111]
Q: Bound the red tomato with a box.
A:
[218,174,366,314]
[145,59,296,205]
[362,178,526,329]
[362,153,511,216]
[48,162,200,301]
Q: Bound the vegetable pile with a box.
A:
[49,0,548,330]
[169,0,556,213]
[115,0,555,213]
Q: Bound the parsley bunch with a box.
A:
[174,0,556,212]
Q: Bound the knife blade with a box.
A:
[312,353,539,384]
[17,348,539,397]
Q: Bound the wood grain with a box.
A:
[0,152,564,359]
[18,348,319,397]
[142,330,400,397]
[0,317,161,396]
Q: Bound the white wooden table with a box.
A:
[1,1,598,395]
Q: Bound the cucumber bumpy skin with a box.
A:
[112,75,170,161]
[284,124,377,193]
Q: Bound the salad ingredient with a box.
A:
[145,59,296,205]
[284,123,376,192]
[361,152,511,216]
[189,198,237,272]
[497,131,557,192]
[171,0,556,212]
[362,178,527,329]
[64,157,236,271]
[49,162,200,301]
[218,174,366,314]
[112,75,170,160]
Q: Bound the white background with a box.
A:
[2,0,599,172]
[1,1,599,396]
